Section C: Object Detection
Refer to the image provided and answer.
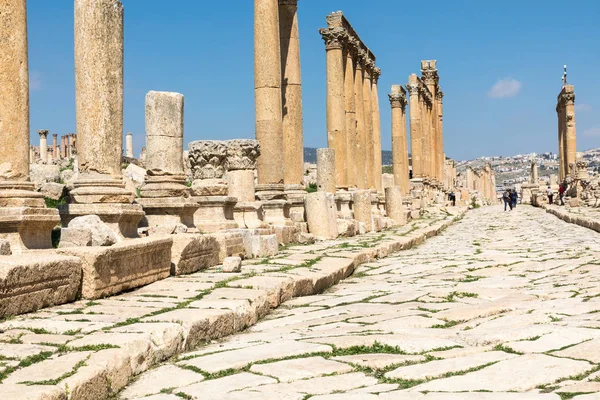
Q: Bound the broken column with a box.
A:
[317,148,336,194]
[225,140,262,229]
[38,130,48,164]
[125,132,134,158]
[389,85,409,194]
[0,0,60,252]
[353,190,373,233]
[63,0,144,238]
[138,91,198,230]
[305,192,338,240]
[385,186,406,226]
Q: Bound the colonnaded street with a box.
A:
[115,206,600,399]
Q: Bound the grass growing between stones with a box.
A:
[0,351,54,383]
[20,358,88,386]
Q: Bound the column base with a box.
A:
[335,192,353,219]
[70,177,135,204]
[192,196,239,233]
[138,197,199,230]
[0,207,61,253]
[140,175,189,198]
[59,203,144,240]
[256,183,285,200]
[284,185,306,222]
[234,202,265,229]
[262,199,288,225]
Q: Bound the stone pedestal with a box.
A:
[60,203,144,240]
[353,190,373,232]
[193,196,238,233]
[228,169,256,203]
[305,192,338,239]
[284,184,306,223]
[317,148,336,194]
[234,202,264,229]
[385,186,405,225]
[335,191,353,219]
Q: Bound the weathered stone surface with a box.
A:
[250,357,352,382]
[222,256,242,273]
[305,192,338,239]
[0,239,11,255]
[224,140,261,171]
[40,182,66,201]
[29,164,60,190]
[57,237,172,299]
[0,254,81,318]
[170,234,220,276]
[68,215,118,246]
[250,234,279,258]
[3,351,92,385]
[191,179,228,196]
[120,365,204,399]
[175,372,276,399]
[58,227,92,248]
[188,141,229,180]
[332,354,426,369]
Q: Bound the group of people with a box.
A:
[502,189,519,211]
[547,183,567,206]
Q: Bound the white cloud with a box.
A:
[30,72,42,91]
[575,103,592,112]
[583,128,600,137]
[487,78,522,99]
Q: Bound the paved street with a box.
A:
[115,206,600,399]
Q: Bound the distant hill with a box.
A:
[304,147,393,165]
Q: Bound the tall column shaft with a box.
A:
[321,28,347,189]
[354,63,367,189]
[75,0,124,178]
[279,0,304,186]
[344,50,357,188]
[254,0,284,185]
[565,97,577,177]
[145,92,184,175]
[52,134,59,159]
[436,93,445,184]
[389,85,409,194]
[39,130,48,164]
[0,0,30,182]
[371,70,382,192]
[363,69,374,189]
[125,132,134,158]
[421,98,431,179]
[557,105,565,181]
[406,80,422,178]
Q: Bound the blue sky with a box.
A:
[27,0,599,161]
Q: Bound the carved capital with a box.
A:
[421,69,438,85]
[406,83,420,96]
[38,130,49,139]
[319,27,347,50]
[560,92,576,106]
[52,133,58,139]
[388,93,407,110]
[371,67,382,82]
[436,91,444,101]
[419,86,433,106]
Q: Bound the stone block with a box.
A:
[59,227,92,248]
[0,254,82,318]
[214,230,246,262]
[273,224,299,245]
[29,164,60,190]
[68,215,118,246]
[191,179,228,197]
[171,234,220,276]
[251,234,279,258]
[57,237,172,299]
[337,219,357,237]
[40,182,66,201]
[222,257,242,273]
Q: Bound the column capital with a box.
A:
[371,67,382,83]
[278,0,298,7]
[319,27,347,51]
[52,133,58,139]
[559,92,575,106]
[126,131,132,136]
[38,130,49,138]
[405,83,420,96]
[436,90,444,102]
[388,92,407,110]
[421,69,438,86]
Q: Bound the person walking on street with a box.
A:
[559,183,566,206]
[510,189,518,210]
[503,189,511,211]
[547,186,554,205]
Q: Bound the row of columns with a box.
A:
[406,61,445,185]
[35,132,77,163]
[556,84,577,182]
[253,0,304,191]
[320,12,382,192]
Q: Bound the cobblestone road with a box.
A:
[116,206,600,399]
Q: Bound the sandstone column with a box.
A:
[344,41,357,188]
[139,91,197,229]
[389,85,409,194]
[67,134,73,158]
[557,103,565,181]
[125,132,134,158]
[0,0,59,251]
[385,186,406,225]
[279,0,304,188]
[255,0,284,187]
[305,192,338,239]
[38,130,48,164]
[316,148,336,194]
[354,56,368,189]
[353,190,373,232]
[320,27,347,189]
[564,86,577,179]
[436,91,445,185]
[363,65,374,189]
[406,76,422,178]
[65,0,143,238]
[371,67,383,192]
[52,133,59,160]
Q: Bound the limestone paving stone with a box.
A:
[120,365,204,399]
[249,356,352,382]
[3,351,92,385]
[332,354,426,369]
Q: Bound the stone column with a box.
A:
[353,190,373,232]
[279,0,304,188]
[317,148,336,194]
[371,67,383,192]
[52,133,59,160]
[305,192,338,239]
[389,85,409,194]
[385,186,405,225]
[0,0,60,252]
[38,130,48,164]
[64,0,143,238]
[254,0,284,187]
[564,86,577,180]
[67,134,72,158]
[421,95,431,180]
[354,56,368,189]
[363,64,374,189]
[406,76,422,178]
[344,40,357,188]
[436,91,445,185]
[320,27,347,189]
[557,103,565,181]
[125,132,134,158]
